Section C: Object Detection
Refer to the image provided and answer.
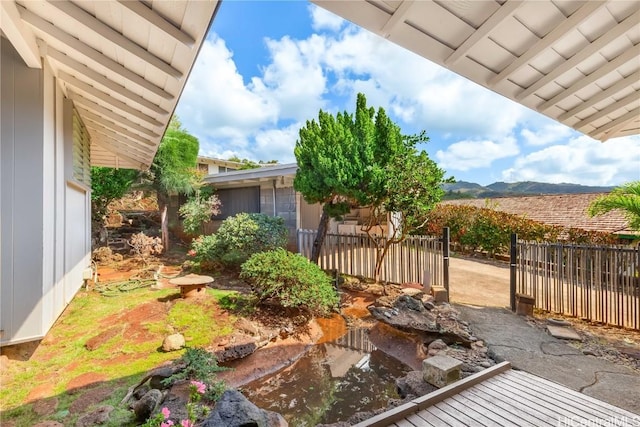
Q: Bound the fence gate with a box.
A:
[510,234,639,330]
[298,228,449,290]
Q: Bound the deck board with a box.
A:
[355,366,638,427]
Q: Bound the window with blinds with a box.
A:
[72,108,91,185]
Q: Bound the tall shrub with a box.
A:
[190,213,288,269]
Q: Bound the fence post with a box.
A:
[443,227,450,298]
[510,233,517,312]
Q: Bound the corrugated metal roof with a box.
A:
[314,0,640,141]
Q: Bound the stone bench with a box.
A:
[169,274,214,298]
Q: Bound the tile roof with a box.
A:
[443,193,635,235]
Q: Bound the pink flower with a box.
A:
[161,422,174,427]
[161,407,171,419]
[180,420,193,427]
[190,380,206,394]
[187,250,196,257]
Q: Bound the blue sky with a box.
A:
[176,1,640,187]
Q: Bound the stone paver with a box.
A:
[456,304,640,415]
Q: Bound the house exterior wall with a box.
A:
[260,183,297,249]
[0,38,90,346]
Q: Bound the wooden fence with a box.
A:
[511,238,639,329]
[297,229,448,287]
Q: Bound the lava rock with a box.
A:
[428,339,448,351]
[202,390,288,427]
[133,389,163,421]
[396,371,437,398]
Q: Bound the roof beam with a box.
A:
[19,4,173,100]
[574,91,640,130]
[116,0,195,47]
[76,106,156,147]
[445,0,524,66]
[517,8,640,100]
[83,117,156,150]
[0,0,41,68]
[489,1,605,87]
[538,44,640,111]
[589,107,640,140]
[82,114,155,148]
[40,42,169,115]
[58,71,163,127]
[69,91,160,138]
[92,140,147,168]
[89,129,153,160]
[380,0,414,38]
[558,70,640,121]
[48,0,182,79]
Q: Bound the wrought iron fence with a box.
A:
[511,237,639,329]
[297,229,448,287]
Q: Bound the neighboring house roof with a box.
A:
[443,193,635,235]
[314,1,640,141]
[203,163,298,188]
[2,1,219,170]
[197,156,244,169]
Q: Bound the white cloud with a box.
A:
[253,35,328,121]
[436,137,520,171]
[309,4,345,32]
[254,123,302,164]
[501,135,640,185]
[317,27,532,139]
[177,36,277,137]
[521,123,575,146]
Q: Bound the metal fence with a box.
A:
[511,237,639,329]
[297,229,448,288]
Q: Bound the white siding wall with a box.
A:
[1,37,45,344]
[0,39,91,346]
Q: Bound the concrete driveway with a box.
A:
[448,256,511,308]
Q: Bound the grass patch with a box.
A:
[0,281,243,427]
[165,289,236,347]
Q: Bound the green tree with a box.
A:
[90,167,139,224]
[588,181,640,232]
[294,93,449,277]
[148,115,200,249]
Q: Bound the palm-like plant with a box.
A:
[588,181,640,232]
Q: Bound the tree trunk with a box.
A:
[311,209,330,264]
[161,204,169,253]
[373,238,389,283]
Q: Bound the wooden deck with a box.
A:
[355,362,639,427]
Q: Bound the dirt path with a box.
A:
[448,256,510,308]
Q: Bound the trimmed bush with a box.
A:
[240,249,339,315]
[189,213,288,269]
[422,204,617,256]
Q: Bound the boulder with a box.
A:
[133,389,163,421]
[159,381,190,424]
[369,295,473,345]
[149,366,176,390]
[396,371,437,398]
[162,334,185,352]
[202,390,287,427]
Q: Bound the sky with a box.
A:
[175,1,640,187]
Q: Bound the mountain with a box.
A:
[442,181,615,200]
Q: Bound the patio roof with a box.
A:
[1,0,219,170]
[314,0,640,141]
